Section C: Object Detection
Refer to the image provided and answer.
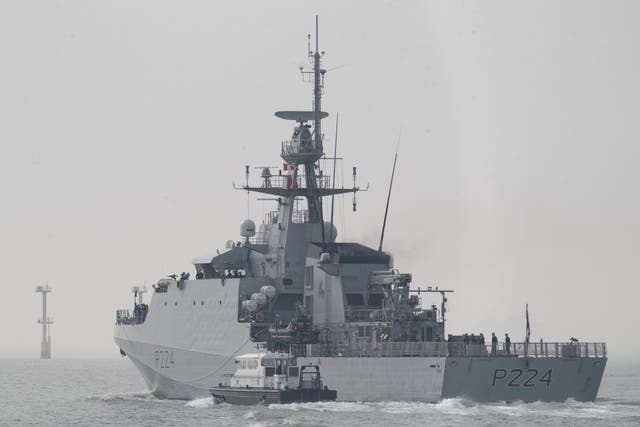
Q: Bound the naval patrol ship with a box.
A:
[114,18,607,402]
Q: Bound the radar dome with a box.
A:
[240,219,256,238]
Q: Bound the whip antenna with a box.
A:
[329,113,339,239]
[378,126,402,252]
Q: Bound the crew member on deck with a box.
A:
[491,332,498,356]
[505,333,511,355]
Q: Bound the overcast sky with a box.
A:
[1,1,638,361]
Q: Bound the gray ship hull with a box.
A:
[442,356,606,402]
[115,326,606,402]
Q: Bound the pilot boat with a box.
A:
[209,352,337,405]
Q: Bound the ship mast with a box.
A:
[242,16,359,238]
[313,15,322,160]
[310,15,324,239]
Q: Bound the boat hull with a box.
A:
[115,330,606,402]
[209,387,337,405]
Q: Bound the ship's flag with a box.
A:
[525,304,531,343]
[283,163,296,189]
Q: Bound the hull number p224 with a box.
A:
[155,350,175,369]
[492,369,552,387]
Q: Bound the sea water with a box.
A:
[1,358,638,426]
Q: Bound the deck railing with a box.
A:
[287,341,607,359]
[281,139,322,157]
[261,175,331,190]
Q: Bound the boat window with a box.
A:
[265,367,275,377]
[288,366,299,377]
[248,359,258,369]
[346,293,365,306]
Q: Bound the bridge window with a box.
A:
[346,293,365,306]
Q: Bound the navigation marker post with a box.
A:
[35,284,53,359]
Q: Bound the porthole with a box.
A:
[174,301,178,306]
[201,301,204,305]
[164,301,167,306]
[193,301,196,306]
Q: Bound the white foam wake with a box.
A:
[185,396,214,408]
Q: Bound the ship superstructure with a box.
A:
[114,18,607,402]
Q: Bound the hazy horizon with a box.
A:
[1,1,638,361]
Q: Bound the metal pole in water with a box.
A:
[35,285,53,359]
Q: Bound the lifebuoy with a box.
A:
[255,312,265,322]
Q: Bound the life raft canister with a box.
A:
[255,312,265,322]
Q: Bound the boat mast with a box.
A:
[304,15,324,237]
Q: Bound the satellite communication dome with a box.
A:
[260,285,277,299]
[240,219,256,238]
[242,299,258,312]
[251,292,267,305]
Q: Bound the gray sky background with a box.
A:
[1,1,638,361]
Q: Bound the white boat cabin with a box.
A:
[227,352,300,390]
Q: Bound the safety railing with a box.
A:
[248,231,268,245]
[281,139,323,157]
[286,341,607,359]
[261,175,331,190]
[344,309,395,322]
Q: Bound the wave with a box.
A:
[86,391,162,403]
[266,398,640,419]
[184,396,215,408]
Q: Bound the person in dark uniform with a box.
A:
[463,333,470,356]
[491,332,498,356]
[505,333,511,355]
